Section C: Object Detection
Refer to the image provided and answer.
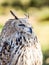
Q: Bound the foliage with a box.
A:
[0,0,49,9]
[0,25,3,32]
[43,50,49,65]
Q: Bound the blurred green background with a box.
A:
[0,0,49,65]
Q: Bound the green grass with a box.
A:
[37,7,49,22]
[27,7,49,22]
[0,24,3,32]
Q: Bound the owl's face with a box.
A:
[11,18,33,34]
[1,12,33,38]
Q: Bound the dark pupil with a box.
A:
[19,24,25,27]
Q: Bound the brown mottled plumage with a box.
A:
[0,11,43,65]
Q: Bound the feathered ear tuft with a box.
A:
[24,13,29,19]
[10,10,19,19]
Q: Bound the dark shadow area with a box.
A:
[43,50,49,65]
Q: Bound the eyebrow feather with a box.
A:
[18,24,25,27]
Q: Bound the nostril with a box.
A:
[29,27,32,33]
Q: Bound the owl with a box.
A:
[0,11,43,65]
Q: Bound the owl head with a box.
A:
[10,10,33,34]
[1,11,33,38]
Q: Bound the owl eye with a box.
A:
[18,24,25,27]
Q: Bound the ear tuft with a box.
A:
[10,10,19,19]
[24,13,29,19]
